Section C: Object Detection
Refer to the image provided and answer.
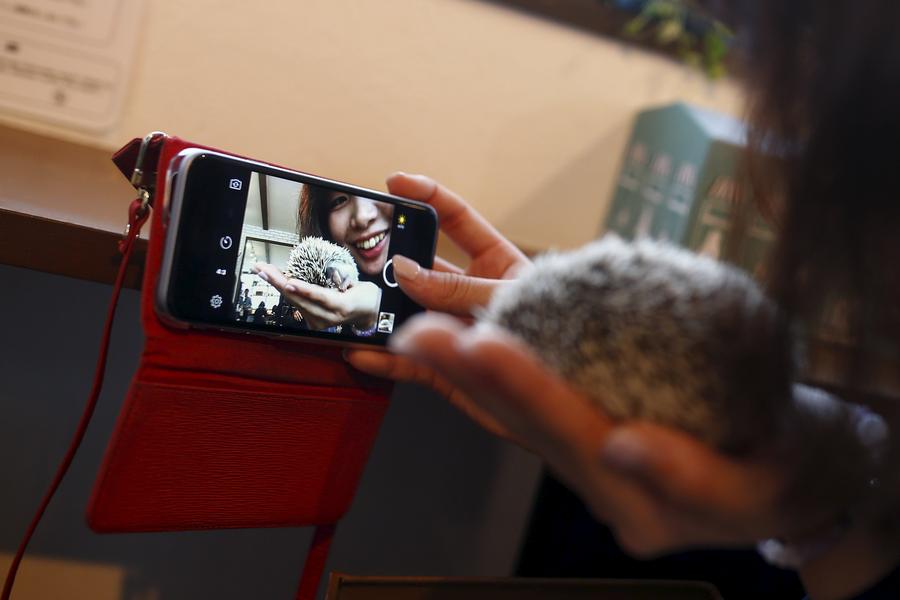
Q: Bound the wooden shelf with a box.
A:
[0,208,147,289]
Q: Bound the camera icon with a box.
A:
[228,178,242,191]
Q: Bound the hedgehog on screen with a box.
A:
[284,236,359,291]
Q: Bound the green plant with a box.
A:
[612,0,734,79]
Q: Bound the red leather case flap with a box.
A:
[87,136,391,532]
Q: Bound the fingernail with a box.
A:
[392,255,420,280]
[386,171,407,185]
[601,432,647,474]
[257,271,269,283]
[285,284,296,293]
[408,174,433,186]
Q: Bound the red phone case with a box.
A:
[87,135,392,532]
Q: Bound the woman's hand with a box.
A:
[343,175,803,551]
[380,172,531,315]
[253,263,382,331]
[345,172,531,440]
[343,173,884,568]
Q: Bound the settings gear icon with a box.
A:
[209,294,223,309]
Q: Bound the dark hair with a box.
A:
[724,1,900,393]
[671,2,900,534]
[298,184,335,240]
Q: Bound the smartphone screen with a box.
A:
[161,151,437,346]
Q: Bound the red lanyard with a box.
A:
[2,194,334,600]
[2,197,148,600]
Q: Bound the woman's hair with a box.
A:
[298,184,334,240]
[723,1,900,390]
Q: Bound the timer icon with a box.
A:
[209,294,223,309]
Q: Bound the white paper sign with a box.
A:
[0,0,144,131]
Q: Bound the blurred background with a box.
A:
[0,0,743,251]
[0,1,777,599]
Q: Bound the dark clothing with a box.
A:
[253,305,268,323]
[239,295,252,318]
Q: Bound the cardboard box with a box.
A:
[603,102,864,347]
[604,102,774,276]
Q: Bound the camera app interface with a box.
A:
[236,172,403,337]
[173,155,434,345]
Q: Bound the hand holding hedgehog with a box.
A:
[346,173,888,562]
[253,236,382,332]
[483,236,888,563]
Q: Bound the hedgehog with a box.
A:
[284,236,359,291]
[482,235,887,458]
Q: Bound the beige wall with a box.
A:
[1,0,743,252]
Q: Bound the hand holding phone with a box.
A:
[344,172,533,438]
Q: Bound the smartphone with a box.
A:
[157,148,438,347]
